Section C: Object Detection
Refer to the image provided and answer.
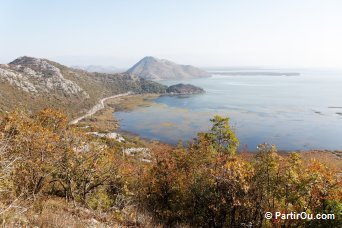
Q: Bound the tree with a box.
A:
[137,144,188,226]
[0,109,66,199]
[195,115,239,156]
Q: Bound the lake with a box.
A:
[115,69,342,151]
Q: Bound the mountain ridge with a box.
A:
[71,65,122,73]
[0,56,167,116]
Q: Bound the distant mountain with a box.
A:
[126,56,211,80]
[71,65,122,73]
[0,56,167,116]
[211,71,300,76]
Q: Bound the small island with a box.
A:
[166,83,205,95]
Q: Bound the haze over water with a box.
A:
[116,69,342,151]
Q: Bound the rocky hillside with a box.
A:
[166,83,205,94]
[1,57,86,96]
[0,56,167,116]
[126,56,211,80]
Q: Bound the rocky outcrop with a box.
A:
[126,56,211,80]
[166,83,205,95]
[87,132,125,142]
[1,57,86,96]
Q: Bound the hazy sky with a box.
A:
[1,0,342,68]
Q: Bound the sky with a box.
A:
[1,0,342,68]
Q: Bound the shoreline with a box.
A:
[69,92,133,125]
[71,93,160,133]
[73,93,342,168]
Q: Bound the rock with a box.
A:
[87,132,125,142]
[122,147,151,162]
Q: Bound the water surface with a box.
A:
[116,69,342,151]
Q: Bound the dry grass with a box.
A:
[1,197,166,227]
[79,107,119,132]
[302,150,342,172]
[77,94,159,133]
[106,94,159,112]
[2,198,126,227]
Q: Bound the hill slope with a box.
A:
[0,56,167,116]
[126,56,211,80]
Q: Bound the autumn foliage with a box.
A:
[137,116,341,227]
[0,111,341,227]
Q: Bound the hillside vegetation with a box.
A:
[0,109,340,227]
[0,57,167,117]
[166,83,205,94]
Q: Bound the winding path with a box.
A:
[70,92,133,125]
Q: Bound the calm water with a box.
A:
[116,69,342,151]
